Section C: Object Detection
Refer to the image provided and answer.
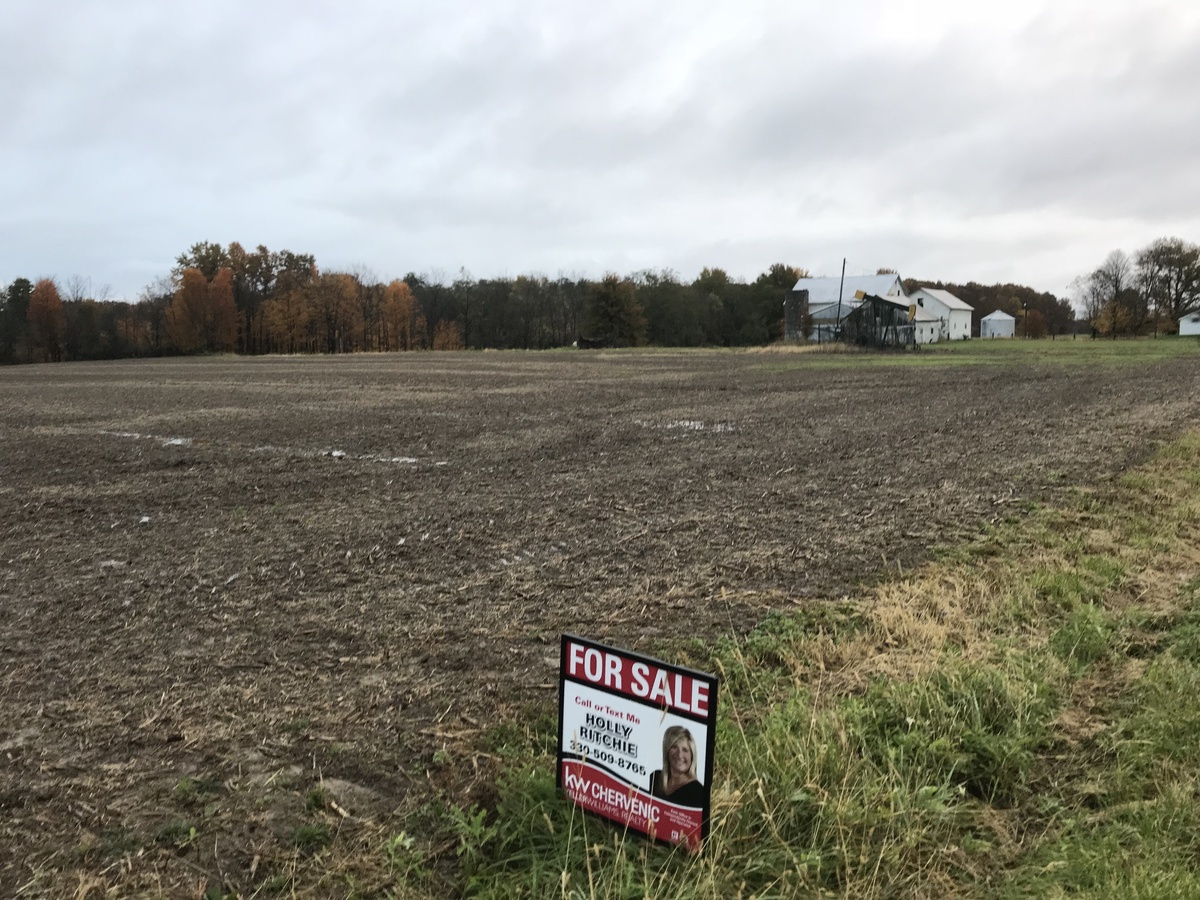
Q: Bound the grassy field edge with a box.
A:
[385,428,1200,899]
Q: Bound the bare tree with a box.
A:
[138,276,176,353]
[64,275,90,305]
[60,275,114,304]
[1084,250,1148,336]
[1136,237,1200,331]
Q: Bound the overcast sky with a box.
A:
[3,0,1199,301]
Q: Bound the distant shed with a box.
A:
[1180,312,1200,336]
[980,310,1016,338]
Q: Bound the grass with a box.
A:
[756,333,1200,371]
[1049,603,1114,671]
[351,424,1200,898]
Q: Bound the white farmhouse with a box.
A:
[1180,312,1200,336]
[980,310,1016,338]
[908,288,973,340]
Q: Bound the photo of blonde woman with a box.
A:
[648,725,705,807]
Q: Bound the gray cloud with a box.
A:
[2,0,1199,299]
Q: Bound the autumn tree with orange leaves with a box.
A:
[164,267,238,354]
[261,287,312,353]
[308,273,364,353]
[208,269,238,350]
[432,319,464,350]
[27,278,66,362]
[381,280,418,350]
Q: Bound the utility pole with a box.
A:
[834,258,846,340]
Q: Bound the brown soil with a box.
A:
[1,350,1197,895]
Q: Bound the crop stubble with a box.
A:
[0,350,1197,891]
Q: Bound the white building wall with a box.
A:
[1180,313,1200,336]
[947,309,972,340]
[910,289,973,341]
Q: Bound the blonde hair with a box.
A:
[660,725,697,781]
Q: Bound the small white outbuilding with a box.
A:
[1180,312,1200,336]
[911,305,941,344]
[980,310,1016,338]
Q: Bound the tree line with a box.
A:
[1072,237,1200,337]
[0,242,809,363]
[17,236,1192,363]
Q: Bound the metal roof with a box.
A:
[809,301,858,320]
[981,310,1015,320]
[791,274,906,309]
[860,293,910,311]
[912,287,973,311]
[810,289,935,323]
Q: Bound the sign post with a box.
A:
[557,634,718,852]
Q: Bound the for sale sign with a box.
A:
[557,635,718,852]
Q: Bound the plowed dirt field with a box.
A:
[2,348,1197,895]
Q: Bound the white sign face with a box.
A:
[557,635,718,852]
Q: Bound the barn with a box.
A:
[1180,312,1200,336]
[981,310,1016,338]
[791,274,908,341]
[908,288,974,340]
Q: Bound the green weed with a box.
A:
[292,823,333,856]
[282,717,312,735]
[155,820,198,851]
[304,786,327,811]
[173,775,222,806]
[383,830,430,883]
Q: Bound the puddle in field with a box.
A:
[636,419,736,433]
[104,430,432,466]
[104,430,192,447]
